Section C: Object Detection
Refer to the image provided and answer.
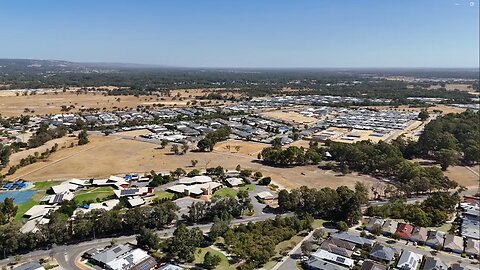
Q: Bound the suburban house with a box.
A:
[320,242,353,258]
[422,257,448,270]
[425,230,445,249]
[88,244,156,270]
[395,223,414,239]
[225,177,244,187]
[256,191,275,200]
[311,249,354,268]
[322,237,356,251]
[443,234,464,254]
[410,227,428,244]
[360,261,387,270]
[381,220,398,236]
[331,232,375,248]
[303,257,348,270]
[396,250,423,270]
[465,238,479,258]
[366,217,384,232]
[320,238,355,258]
[368,244,397,264]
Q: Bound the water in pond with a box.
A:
[0,190,36,204]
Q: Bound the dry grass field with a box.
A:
[444,165,480,195]
[4,134,380,191]
[260,109,318,125]
[214,140,268,157]
[0,89,236,117]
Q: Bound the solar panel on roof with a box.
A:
[122,189,139,195]
[336,257,345,263]
[112,247,122,253]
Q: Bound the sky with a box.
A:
[0,0,478,68]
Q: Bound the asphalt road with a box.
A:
[0,206,287,270]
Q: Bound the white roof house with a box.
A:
[50,183,79,194]
[396,250,423,270]
[256,191,274,200]
[127,197,146,207]
[311,249,354,268]
[73,199,120,215]
[168,182,223,196]
[106,248,152,270]
[225,177,243,187]
[21,216,50,233]
[178,175,212,185]
[23,205,56,219]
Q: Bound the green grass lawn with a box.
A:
[33,181,62,190]
[312,219,326,228]
[155,190,174,200]
[428,223,452,233]
[239,184,254,192]
[194,247,233,270]
[15,191,44,220]
[214,188,238,198]
[74,187,115,203]
[214,184,255,198]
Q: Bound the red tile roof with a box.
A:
[395,223,414,239]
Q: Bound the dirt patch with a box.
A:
[214,140,268,157]
[261,109,318,125]
[444,165,479,192]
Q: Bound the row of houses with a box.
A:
[325,109,419,132]
[304,231,475,270]
[366,217,479,257]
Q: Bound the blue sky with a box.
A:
[0,0,478,67]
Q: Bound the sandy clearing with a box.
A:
[5,135,381,191]
[443,165,480,189]
[214,140,268,157]
[261,110,318,125]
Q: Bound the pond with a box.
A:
[0,190,37,204]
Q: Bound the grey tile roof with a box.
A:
[369,244,396,262]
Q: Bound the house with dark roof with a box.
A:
[331,232,375,248]
[422,256,448,270]
[410,227,428,244]
[368,244,397,264]
[395,223,414,239]
[320,241,353,258]
[360,260,387,270]
[426,231,445,249]
[323,237,356,251]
